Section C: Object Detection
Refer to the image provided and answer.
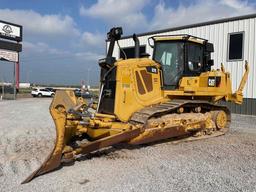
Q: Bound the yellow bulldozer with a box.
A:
[23,27,249,183]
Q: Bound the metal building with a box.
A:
[110,13,256,115]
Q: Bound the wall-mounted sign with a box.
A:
[0,49,18,62]
[0,20,22,42]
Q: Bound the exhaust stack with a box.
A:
[133,34,140,58]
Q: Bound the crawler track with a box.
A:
[130,99,231,142]
[131,99,230,125]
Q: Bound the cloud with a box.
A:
[150,0,256,30]
[0,9,80,37]
[79,0,149,32]
[81,31,105,47]
[23,41,69,55]
[22,41,103,63]
[21,39,100,69]
[2,1,255,85]
[79,0,147,19]
[75,51,104,61]
[0,8,105,85]
[79,0,256,35]
[19,40,103,85]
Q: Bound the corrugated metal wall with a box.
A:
[111,17,256,115]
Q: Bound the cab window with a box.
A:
[187,43,203,72]
[154,42,184,87]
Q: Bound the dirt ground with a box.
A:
[0,98,256,192]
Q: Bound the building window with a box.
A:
[119,45,146,59]
[228,32,244,61]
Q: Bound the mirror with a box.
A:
[206,43,214,52]
[148,37,154,48]
[208,59,214,66]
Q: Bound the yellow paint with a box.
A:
[26,35,249,183]
[114,58,164,121]
[153,35,205,44]
[113,57,248,122]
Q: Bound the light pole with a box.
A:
[0,72,4,100]
[13,62,16,100]
[87,68,90,88]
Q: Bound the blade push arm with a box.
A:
[230,61,249,104]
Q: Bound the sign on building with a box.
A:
[0,20,22,42]
[0,20,22,99]
[0,49,18,62]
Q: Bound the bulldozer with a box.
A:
[23,27,249,183]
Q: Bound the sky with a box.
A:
[0,0,255,85]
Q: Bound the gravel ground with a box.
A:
[0,98,256,192]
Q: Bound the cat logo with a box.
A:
[2,24,13,34]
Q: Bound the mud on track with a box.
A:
[0,98,256,192]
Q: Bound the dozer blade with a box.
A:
[22,90,82,184]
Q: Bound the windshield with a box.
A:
[154,41,184,87]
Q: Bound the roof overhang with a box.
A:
[152,35,206,44]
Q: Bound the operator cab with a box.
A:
[150,35,214,90]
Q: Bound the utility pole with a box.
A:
[87,68,90,87]
[1,73,4,100]
[13,62,16,100]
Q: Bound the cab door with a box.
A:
[153,41,184,90]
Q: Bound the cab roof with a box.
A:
[152,34,207,44]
